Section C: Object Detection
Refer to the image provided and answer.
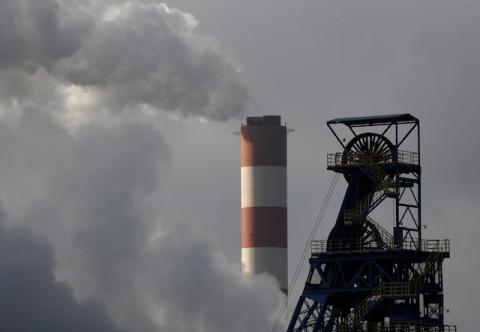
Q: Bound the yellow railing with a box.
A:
[311,239,450,255]
[327,150,419,167]
[380,281,418,297]
[370,323,457,332]
[332,323,457,332]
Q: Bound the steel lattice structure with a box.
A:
[288,114,455,332]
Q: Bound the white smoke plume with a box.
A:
[0,0,284,331]
[0,0,249,122]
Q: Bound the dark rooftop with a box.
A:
[246,115,282,125]
[327,113,418,126]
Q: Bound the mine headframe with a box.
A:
[288,114,455,332]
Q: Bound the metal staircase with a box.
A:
[342,282,417,329]
[364,216,393,248]
[345,154,398,224]
[341,242,448,331]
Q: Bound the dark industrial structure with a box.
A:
[288,114,455,331]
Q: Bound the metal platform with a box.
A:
[310,239,450,256]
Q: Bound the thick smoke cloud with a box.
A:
[0,215,123,332]
[0,0,87,70]
[0,1,282,330]
[0,0,248,121]
[145,229,283,331]
[56,3,248,120]
[0,108,283,332]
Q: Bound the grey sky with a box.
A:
[0,0,478,331]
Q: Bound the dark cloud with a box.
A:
[0,212,122,332]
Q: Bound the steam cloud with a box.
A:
[0,0,284,331]
[0,215,124,332]
[0,0,249,121]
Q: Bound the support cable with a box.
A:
[270,173,339,332]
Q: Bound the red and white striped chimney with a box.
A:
[240,115,287,293]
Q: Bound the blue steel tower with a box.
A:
[288,114,455,331]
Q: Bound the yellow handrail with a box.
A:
[327,150,419,167]
[343,153,398,224]
[311,239,449,255]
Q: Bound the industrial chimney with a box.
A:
[240,115,287,293]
